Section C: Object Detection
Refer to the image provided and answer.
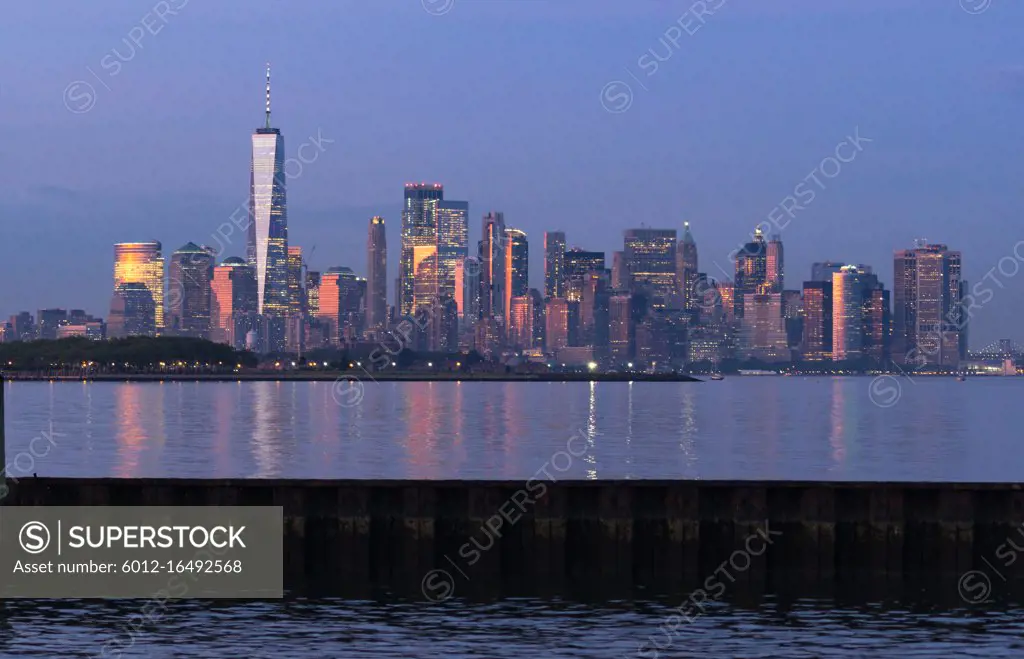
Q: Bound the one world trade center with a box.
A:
[247,64,289,351]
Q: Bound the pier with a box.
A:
[3,478,1023,598]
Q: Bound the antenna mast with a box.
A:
[265,62,272,129]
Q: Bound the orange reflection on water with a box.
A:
[114,383,146,477]
[829,378,847,467]
[402,382,441,478]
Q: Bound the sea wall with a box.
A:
[6,478,1024,598]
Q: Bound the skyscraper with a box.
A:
[287,246,305,317]
[508,295,535,350]
[479,212,507,320]
[437,200,469,302]
[893,243,963,366]
[305,271,321,317]
[366,216,388,332]
[717,281,736,324]
[461,256,481,329]
[801,280,833,361]
[827,265,890,363]
[831,266,864,361]
[167,243,214,338]
[766,235,784,292]
[739,293,788,362]
[504,227,529,326]
[544,231,566,298]
[400,183,444,316]
[734,227,768,318]
[8,312,35,341]
[211,257,258,348]
[108,283,156,338]
[563,249,606,302]
[863,286,891,364]
[677,222,698,310]
[545,297,569,352]
[433,296,460,352]
[580,270,610,348]
[611,251,628,290]
[113,241,165,331]
[36,309,68,340]
[608,295,633,364]
[318,267,363,343]
[247,65,289,350]
[782,289,803,350]
[624,228,677,307]
[530,288,545,350]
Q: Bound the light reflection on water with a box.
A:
[1,377,1017,480]
[0,597,1020,658]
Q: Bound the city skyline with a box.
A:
[6,202,990,366]
[3,2,1023,345]
[0,63,987,362]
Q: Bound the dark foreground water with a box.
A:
[3,377,1021,480]
[0,596,1021,658]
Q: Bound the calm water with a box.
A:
[0,596,1020,658]
[2,377,1018,481]
[4,378,1021,656]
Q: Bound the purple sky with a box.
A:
[2,0,1022,348]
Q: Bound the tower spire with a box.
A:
[265,62,272,129]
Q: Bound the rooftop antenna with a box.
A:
[265,62,272,129]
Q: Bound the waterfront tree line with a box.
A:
[0,337,257,372]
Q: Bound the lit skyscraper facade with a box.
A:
[766,235,784,292]
[366,216,388,331]
[508,295,535,350]
[504,228,529,325]
[831,266,864,361]
[479,212,506,320]
[677,222,698,310]
[734,227,768,318]
[167,242,215,338]
[318,267,363,343]
[545,297,569,352]
[717,281,736,324]
[287,246,304,317]
[893,243,963,366]
[826,265,890,363]
[400,183,444,316]
[624,228,677,307]
[113,241,164,331]
[563,249,605,302]
[305,271,321,317]
[210,257,258,348]
[247,66,289,350]
[801,280,832,361]
[739,293,789,362]
[437,200,469,302]
[544,231,566,298]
